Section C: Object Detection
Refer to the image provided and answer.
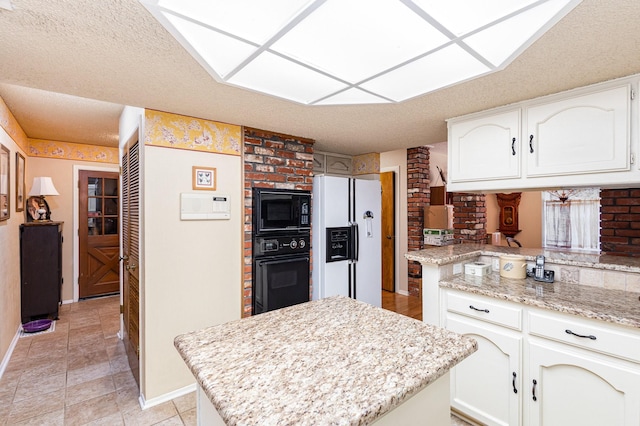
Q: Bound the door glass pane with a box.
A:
[88,217,103,235]
[88,178,102,196]
[88,198,103,215]
[105,218,118,235]
[104,178,118,196]
[105,198,118,215]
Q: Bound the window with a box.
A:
[542,188,600,251]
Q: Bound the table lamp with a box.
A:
[27,177,59,221]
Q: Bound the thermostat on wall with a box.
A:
[181,193,230,220]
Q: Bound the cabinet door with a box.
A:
[526,84,630,178]
[447,315,522,426]
[448,109,521,183]
[528,340,640,426]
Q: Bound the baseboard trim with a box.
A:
[0,325,22,380]
[140,383,197,410]
[396,289,410,296]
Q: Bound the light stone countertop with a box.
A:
[174,296,477,426]
[441,273,640,329]
[406,244,640,329]
[406,244,640,272]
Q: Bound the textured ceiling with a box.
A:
[0,0,639,155]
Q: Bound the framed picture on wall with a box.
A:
[192,166,216,190]
[15,152,25,212]
[0,144,10,221]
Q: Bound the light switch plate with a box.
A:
[453,263,462,274]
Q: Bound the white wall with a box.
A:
[142,146,242,401]
[380,150,408,295]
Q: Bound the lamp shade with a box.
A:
[28,177,60,197]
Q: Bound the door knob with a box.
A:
[126,263,137,271]
[386,235,395,239]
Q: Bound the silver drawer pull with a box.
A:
[565,329,596,340]
[469,305,489,313]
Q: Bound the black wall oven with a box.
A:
[252,188,311,315]
[253,234,310,315]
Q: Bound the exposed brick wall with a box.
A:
[600,188,640,256]
[243,127,314,317]
[407,146,430,297]
[452,193,487,243]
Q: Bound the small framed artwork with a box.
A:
[0,143,9,221]
[15,152,25,212]
[192,166,216,190]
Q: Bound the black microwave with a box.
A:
[253,188,311,234]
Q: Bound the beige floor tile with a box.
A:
[113,370,137,391]
[27,339,68,359]
[84,412,125,425]
[64,392,120,426]
[66,360,112,387]
[67,347,110,371]
[106,340,127,360]
[65,375,116,407]
[7,389,65,424]
[10,408,65,426]
[68,331,108,350]
[121,401,178,426]
[69,314,102,331]
[179,408,197,426]
[115,385,141,414]
[13,372,66,403]
[69,323,104,339]
[153,414,185,426]
[171,391,196,414]
[110,354,131,374]
[18,355,68,382]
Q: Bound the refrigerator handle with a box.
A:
[351,222,359,262]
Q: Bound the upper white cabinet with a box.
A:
[447,78,638,192]
[526,85,630,178]
[449,109,521,183]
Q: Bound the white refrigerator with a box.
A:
[312,175,381,307]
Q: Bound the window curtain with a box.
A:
[543,188,600,251]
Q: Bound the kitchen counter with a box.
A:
[174,295,477,426]
[406,243,640,273]
[407,244,640,329]
[440,273,640,329]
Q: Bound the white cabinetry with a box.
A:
[445,291,522,426]
[443,289,640,426]
[528,340,640,426]
[447,79,636,192]
[449,109,521,183]
[526,85,630,178]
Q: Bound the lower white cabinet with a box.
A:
[442,289,640,426]
[447,315,522,426]
[528,340,640,426]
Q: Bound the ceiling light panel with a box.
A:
[227,51,349,105]
[140,0,583,106]
[463,0,578,66]
[361,44,490,102]
[270,0,451,84]
[412,0,538,37]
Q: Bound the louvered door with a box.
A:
[122,137,140,386]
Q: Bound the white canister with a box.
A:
[499,254,527,279]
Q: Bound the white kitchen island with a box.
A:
[174,296,477,425]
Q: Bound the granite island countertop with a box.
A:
[174,296,477,426]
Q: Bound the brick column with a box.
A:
[407,146,430,297]
[600,188,640,256]
[243,128,314,317]
[452,193,487,243]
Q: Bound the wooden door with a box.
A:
[380,171,395,292]
[79,170,120,298]
[122,137,140,386]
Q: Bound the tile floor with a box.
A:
[0,295,196,426]
[1,294,475,425]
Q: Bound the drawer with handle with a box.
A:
[445,290,522,331]
[529,310,640,363]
